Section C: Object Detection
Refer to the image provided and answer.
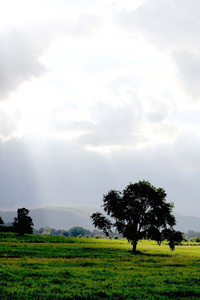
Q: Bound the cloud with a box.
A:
[0,139,40,209]
[116,0,200,102]
[117,0,200,49]
[0,30,46,100]
[0,3,101,101]
[83,102,141,146]
[0,109,21,140]
[144,97,173,122]
[172,50,200,101]
[1,135,200,217]
[0,0,200,219]
[49,100,143,148]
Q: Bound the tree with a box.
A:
[0,217,4,225]
[41,226,51,235]
[91,180,183,252]
[13,208,34,235]
[68,227,91,237]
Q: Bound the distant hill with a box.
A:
[174,213,200,233]
[0,207,200,233]
[0,207,98,230]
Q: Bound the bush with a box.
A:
[190,236,200,243]
[93,234,103,239]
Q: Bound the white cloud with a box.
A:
[117,0,200,48]
[137,120,180,148]
[0,1,101,102]
[117,0,200,104]
[0,110,20,141]
[0,29,47,100]
[172,50,200,101]
[0,0,200,217]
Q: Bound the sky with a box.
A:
[0,0,200,216]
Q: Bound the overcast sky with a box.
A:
[0,0,200,216]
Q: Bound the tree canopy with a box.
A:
[13,207,34,235]
[68,226,92,237]
[0,216,4,225]
[91,180,183,252]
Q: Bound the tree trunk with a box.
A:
[132,240,137,252]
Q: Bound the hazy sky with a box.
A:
[0,0,200,216]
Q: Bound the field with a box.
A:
[0,233,200,299]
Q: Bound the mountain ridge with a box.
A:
[0,207,200,233]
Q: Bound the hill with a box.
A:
[0,207,97,230]
[0,207,200,233]
[174,212,200,233]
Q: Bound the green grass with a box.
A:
[0,233,199,299]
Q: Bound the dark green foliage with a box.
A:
[0,232,76,243]
[33,227,69,236]
[13,208,34,235]
[91,213,112,236]
[93,234,103,239]
[0,219,14,233]
[0,225,14,233]
[34,226,106,238]
[91,180,183,252]
[68,227,92,237]
[190,236,200,243]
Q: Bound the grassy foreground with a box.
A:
[0,233,199,299]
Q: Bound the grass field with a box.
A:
[0,233,199,299]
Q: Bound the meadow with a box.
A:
[0,233,199,299]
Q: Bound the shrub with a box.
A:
[190,236,200,243]
[93,234,103,239]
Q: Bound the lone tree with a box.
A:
[0,217,4,225]
[13,208,34,235]
[91,180,183,252]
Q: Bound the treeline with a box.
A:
[184,230,200,240]
[33,227,200,240]
[33,226,122,238]
[0,206,121,238]
[1,207,200,241]
[0,207,33,235]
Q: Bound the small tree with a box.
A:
[68,227,91,237]
[42,226,51,235]
[0,217,4,225]
[13,208,34,235]
[91,180,183,252]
